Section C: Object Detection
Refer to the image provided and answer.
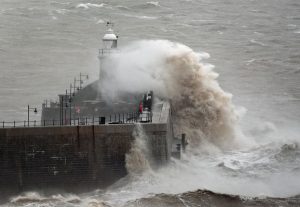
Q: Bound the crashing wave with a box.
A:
[125,124,153,176]
[100,40,239,149]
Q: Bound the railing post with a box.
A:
[34,120,36,127]
[118,114,120,123]
[77,117,79,125]
[85,117,87,125]
[24,121,25,127]
[92,116,94,125]
[114,114,116,122]
[53,119,55,126]
[99,117,101,125]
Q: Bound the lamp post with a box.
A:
[79,73,89,90]
[62,89,74,125]
[68,86,74,125]
[64,90,69,125]
[73,78,79,92]
[73,73,88,92]
[27,105,37,127]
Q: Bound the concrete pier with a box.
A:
[0,102,173,197]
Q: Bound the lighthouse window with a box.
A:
[104,40,114,49]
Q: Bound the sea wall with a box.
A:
[0,121,170,196]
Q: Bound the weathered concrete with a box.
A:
[0,103,174,202]
[0,102,173,198]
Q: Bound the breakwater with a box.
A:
[0,103,173,198]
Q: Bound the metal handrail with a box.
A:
[1,112,152,128]
[98,49,119,56]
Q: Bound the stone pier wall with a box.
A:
[0,122,170,196]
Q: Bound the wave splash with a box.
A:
[97,40,300,204]
[4,41,300,207]
[100,40,240,150]
[125,124,153,176]
[164,46,238,149]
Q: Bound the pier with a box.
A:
[0,102,173,196]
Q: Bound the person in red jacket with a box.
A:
[139,101,143,113]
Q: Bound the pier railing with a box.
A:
[1,112,152,128]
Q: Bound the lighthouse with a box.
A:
[98,22,118,81]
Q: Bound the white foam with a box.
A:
[126,124,153,176]
[55,9,69,15]
[250,39,266,46]
[197,51,210,60]
[147,1,160,7]
[76,3,104,9]
[116,5,130,10]
[138,15,158,20]
[120,13,158,20]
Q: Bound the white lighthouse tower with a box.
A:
[98,22,118,81]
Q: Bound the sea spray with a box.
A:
[8,192,82,206]
[125,123,153,176]
[165,50,239,149]
[100,40,239,149]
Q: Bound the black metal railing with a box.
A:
[1,112,152,128]
[99,49,119,56]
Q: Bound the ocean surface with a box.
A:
[0,0,300,206]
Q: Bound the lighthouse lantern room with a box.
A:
[102,22,118,50]
[98,22,118,80]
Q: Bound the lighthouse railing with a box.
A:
[98,49,119,56]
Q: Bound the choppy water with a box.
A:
[0,0,300,206]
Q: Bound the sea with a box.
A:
[0,0,300,206]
